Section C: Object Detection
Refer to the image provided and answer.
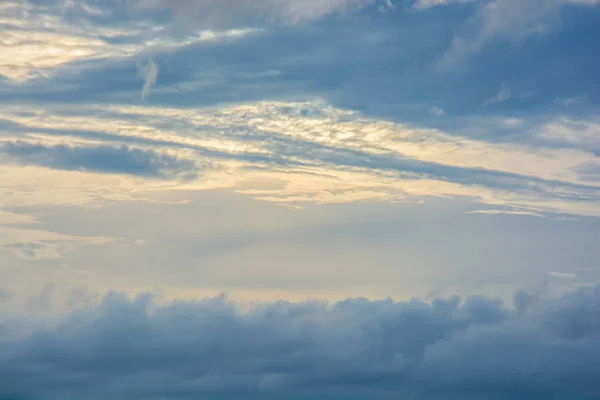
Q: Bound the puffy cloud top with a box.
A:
[1,285,600,400]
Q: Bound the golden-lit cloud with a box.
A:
[1,101,600,217]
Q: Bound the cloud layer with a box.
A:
[1,285,599,400]
[130,0,388,25]
[0,141,204,180]
[2,101,599,217]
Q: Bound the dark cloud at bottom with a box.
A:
[1,285,599,400]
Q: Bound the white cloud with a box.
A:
[540,118,600,150]
[429,106,445,117]
[413,0,476,10]
[131,0,391,24]
[466,209,545,217]
[139,59,159,100]
[0,0,259,83]
[548,271,577,279]
[484,82,511,106]
[438,0,600,68]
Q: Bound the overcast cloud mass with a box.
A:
[1,0,599,399]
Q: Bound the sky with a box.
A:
[0,0,600,399]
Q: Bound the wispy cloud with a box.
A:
[484,82,511,106]
[0,226,117,260]
[430,106,445,117]
[1,100,600,216]
[413,0,475,10]
[437,0,600,68]
[466,209,545,217]
[0,211,41,226]
[0,141,206,180]
[131,0,393,25]
[0,0,259,84]
[548,271,577,279]
[139,59,159,100]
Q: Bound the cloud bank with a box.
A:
[1,285,599,400]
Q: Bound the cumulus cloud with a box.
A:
[0,285,599,399]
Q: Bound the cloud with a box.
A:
[0,285,599,399]
[437,0,600,68]
[548,271,577,279]
[466,209,545,217]
[0,0,259,84]
[0,211,41,226]
[429,106,445,117]
[130,0,391,25]
[540,118,600,150]
[484,82,511,106]
[139,59,159,100]
[0,226,117,260]
[413,0,475,9]
[1,100,600,216]
[0,141,205,180]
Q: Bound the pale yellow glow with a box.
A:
[0,1,259,83]
[2,101,600,218]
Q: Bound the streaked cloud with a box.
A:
[0,211,41,226]
[0,0,259,84]
[438,0,600,68]
[484,82,511,106]
[0,4,598,399]
[131,0,392,24]
[139,59,159,100]
[0,141,206,180]
[0,226,118,260]
[1,100,599,216]
[548,271,578,279]
[466,209,545,217]
[413,0,475,9]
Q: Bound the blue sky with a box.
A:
[1,0,600,399]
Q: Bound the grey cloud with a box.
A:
[1,285,599,399]
[0,141,205,180]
